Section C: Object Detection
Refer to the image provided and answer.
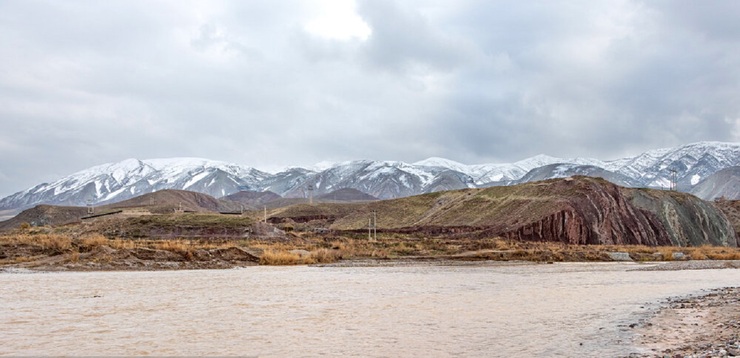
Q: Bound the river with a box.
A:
[1,262,738,357]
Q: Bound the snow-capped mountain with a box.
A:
[514,163,642,187]
[603,142,740,190]
[2,141,740,215]
[0,158,270,211]
[279,160,476,200]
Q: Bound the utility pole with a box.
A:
[368,211,377,242]
[373,211,377,241]
[669,169,677,191]
[308,183,314,205]
[87,200,94,215]
[264,206,267,223]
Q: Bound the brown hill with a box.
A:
[0,205,89,231]
[3,178,736,248]
[256,189,376,210]
[272,177,736,247]
[222,190,282,208]
[107,189,240,213]
[316,188,378,202]
[0,189,243,231]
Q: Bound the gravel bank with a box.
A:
[632,260,740,271]
[632,287,740,357]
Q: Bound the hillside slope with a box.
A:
[0,189,242,231]
[106,189,241,213]
[2,178,736,248]
[690,167,740,200]
[0,205,89,231]
[326,177,736,247]
[713,199,740,244]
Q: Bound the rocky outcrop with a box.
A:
[493,178,672,245]
[497,178,736,246]
[330,176,737,247]
[627,189,737,247]
[709,199,740,246]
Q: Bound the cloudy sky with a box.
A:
[1,0,739,197]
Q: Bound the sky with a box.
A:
[1,0,740,197]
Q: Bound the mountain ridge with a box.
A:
[2,141,740,216]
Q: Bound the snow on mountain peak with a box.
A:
[4,141,740,211]
[415,157,466,167]
[414,157,471,172]
[311,160,339,171]
[514,154,563,171]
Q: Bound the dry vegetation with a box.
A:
[2,227,740,268]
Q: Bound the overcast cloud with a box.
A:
[1,0,739,197]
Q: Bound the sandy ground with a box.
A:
[632,286,740,357]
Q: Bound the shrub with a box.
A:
[78,234,109,252]
[260,249,314,265]
[38,234,72,254]
[311,248,341,263]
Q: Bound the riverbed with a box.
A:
[1,262,738,357]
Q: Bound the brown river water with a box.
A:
[1,262,738,357]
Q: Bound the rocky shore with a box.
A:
[632,260,740,271]
[633,287,740,357]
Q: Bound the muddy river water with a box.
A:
[1,262,738,357]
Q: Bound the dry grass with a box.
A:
[78,234,109,251]
[31,234,72,253]
[259,249,312,265]
[153,240,192,253]
[250,235,740,263]
[257,247,343,265]
[311,248,342,263]
[2,231,740,267]
[689,246,740,260]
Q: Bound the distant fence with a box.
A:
[81,210,123,220]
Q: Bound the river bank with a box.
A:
[3,232,740,271]
[632,287,740,357]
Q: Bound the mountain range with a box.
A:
[2,141,740,219]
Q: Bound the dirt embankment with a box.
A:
[0,236,261,272]
[8,245,260,271]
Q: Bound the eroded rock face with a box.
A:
[713,199,740,246]
[495,179,669,245]
[496,178,736,247]
[627,189,738,247]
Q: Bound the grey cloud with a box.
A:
[356,0,473,73]
[1,0,739,196]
